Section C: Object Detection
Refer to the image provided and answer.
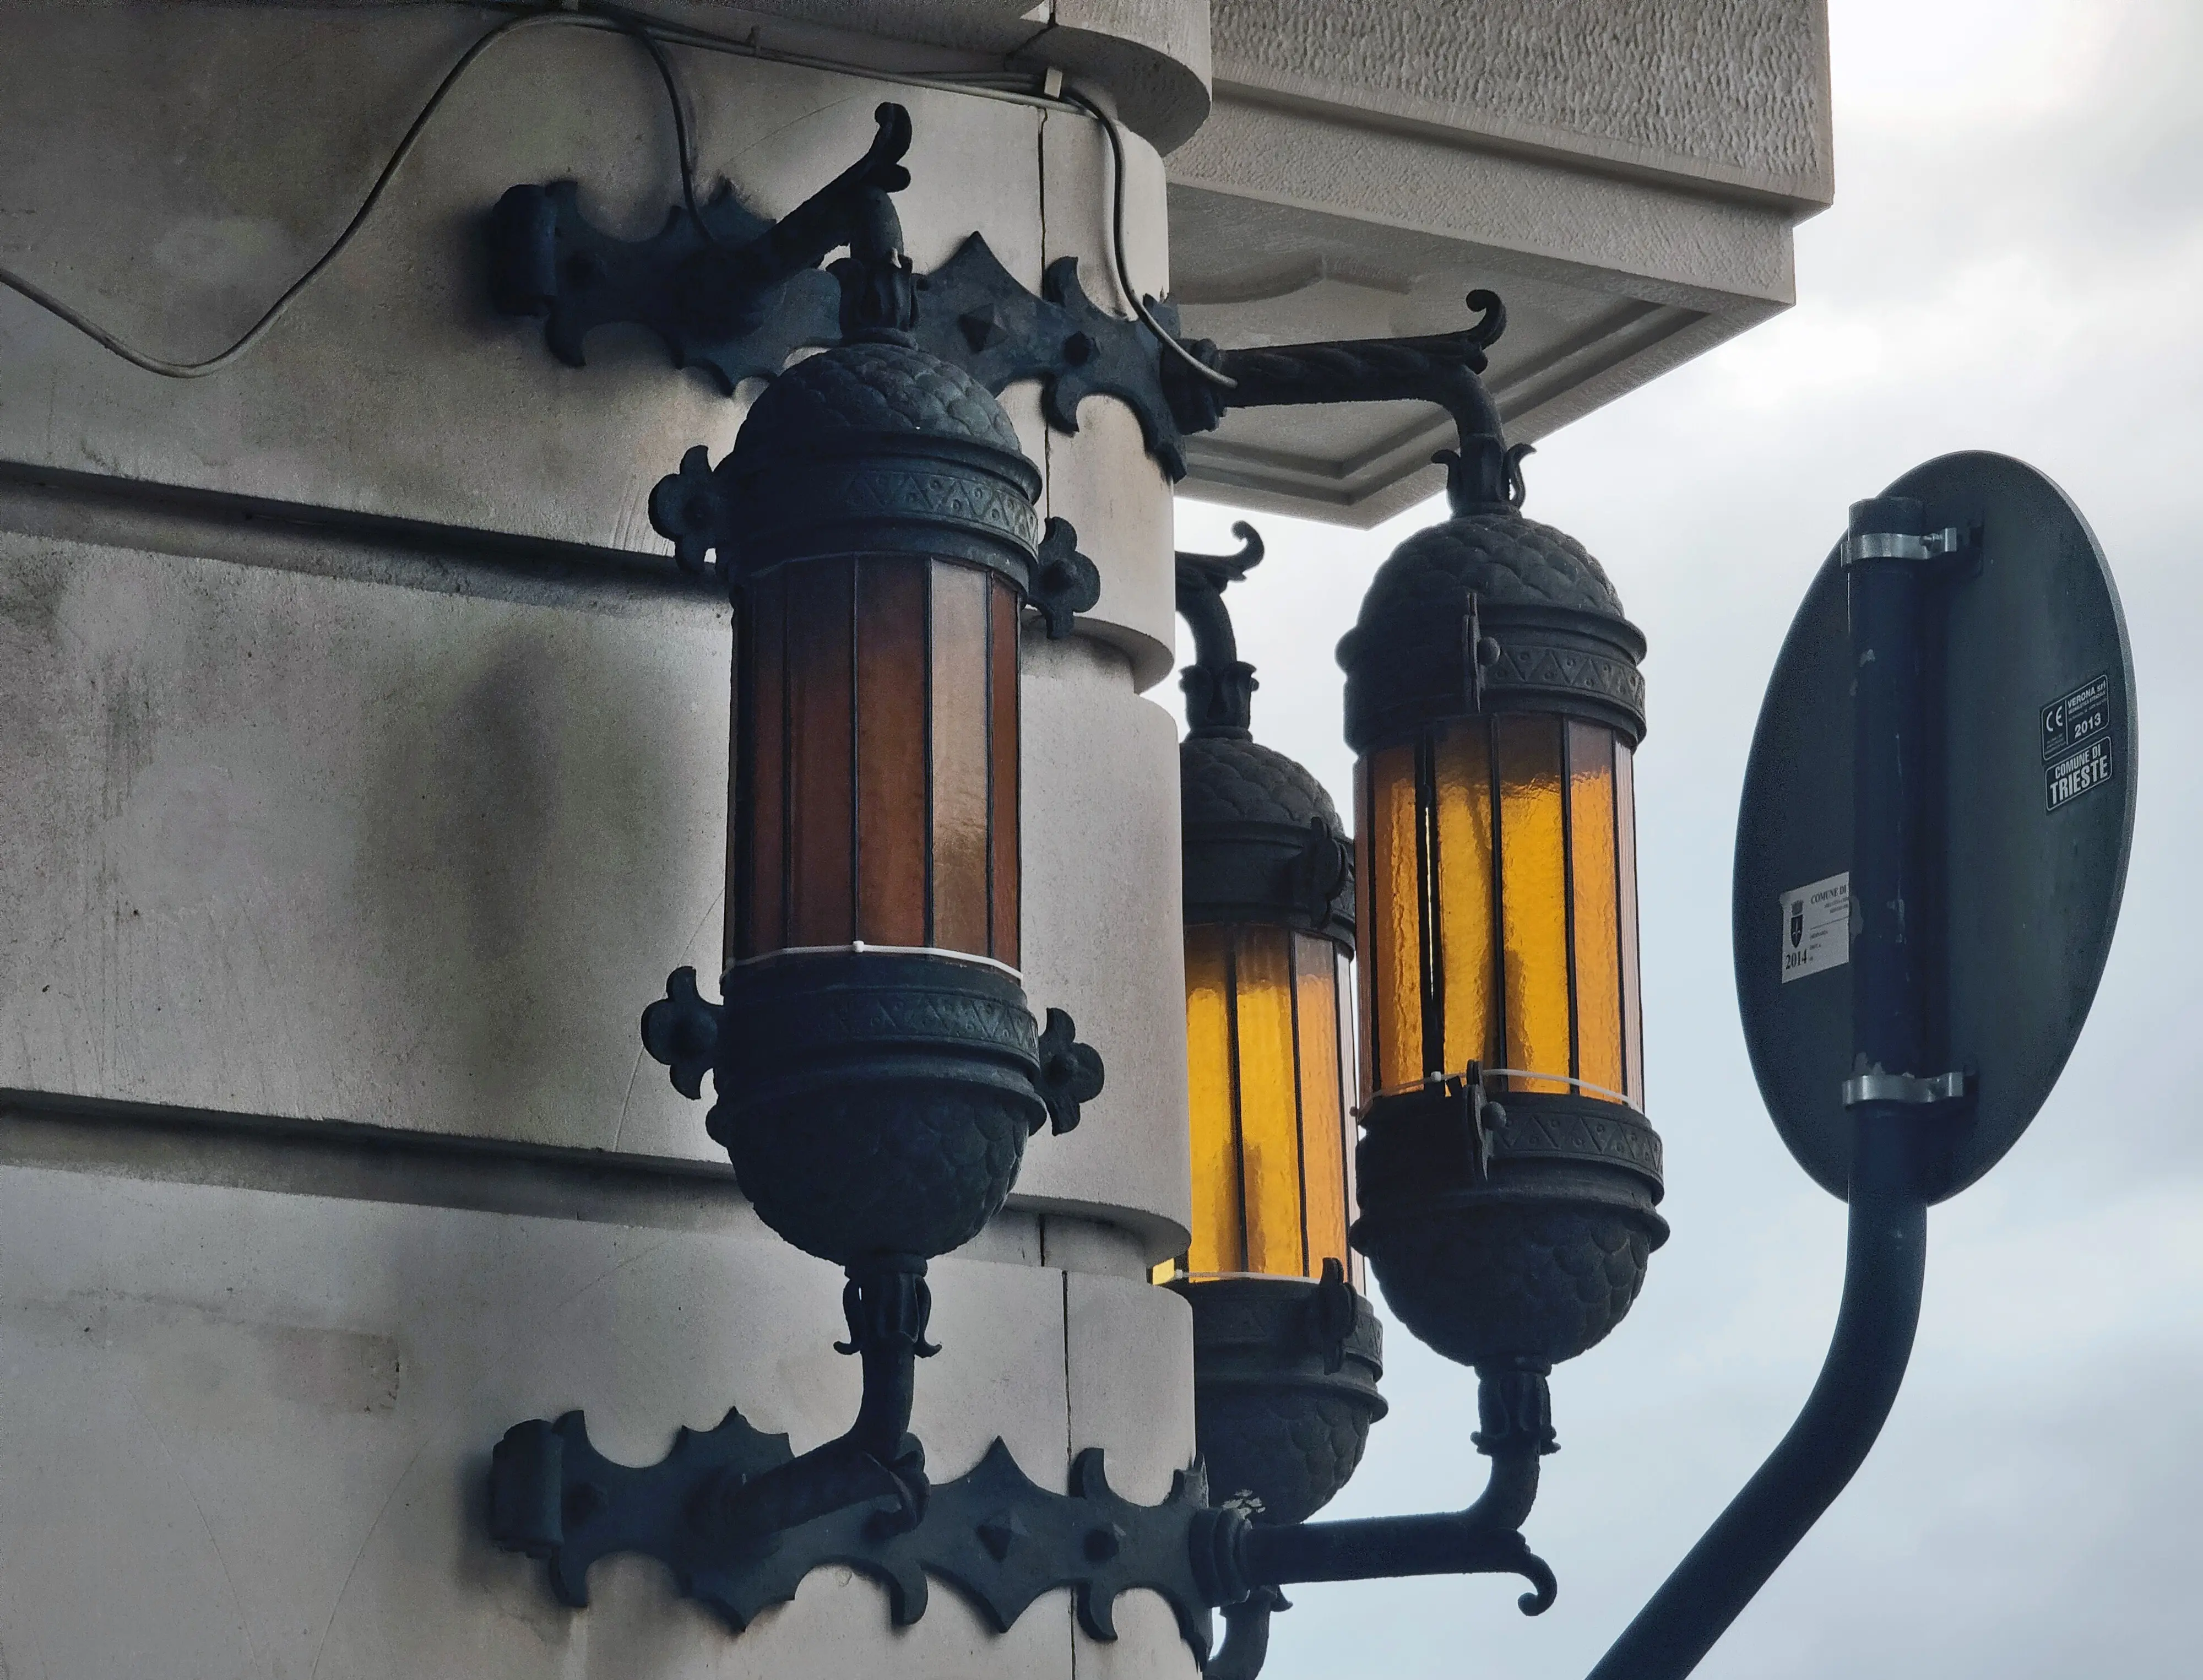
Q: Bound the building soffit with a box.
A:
[1164,0,1832,525]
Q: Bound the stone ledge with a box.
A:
[0,1090,1182,1272]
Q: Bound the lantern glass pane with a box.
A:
[1294,931,1354,1278]
[736,567,788,960]
[787,555,858,946]
[1434,719,1499,1077]
[1353,760,1374,1094]
[989,582,1021,967]
[1184,924,1244,1275]
[1495,715,1570,1094]
[1360,744,1424,1096]
[1335,939,1366,1291]
[1175,924,1360,1282]
[1233,926,1305,1276]
[731,556,1017,967]
[1351,714,1644,1114]
[930,562,992,954]
[1568,720,1624,1097]
[1616,741,1645,1107]
[855,557,930,949]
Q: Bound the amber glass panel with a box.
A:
[929,563,991,955]
[737,567,789,959]
[1616,743,1645,1108]
[1360,744,1423,1097]
[1495,715,1570,1094]
[1184,925,1244,1275]
[786,557,856,947]
[1178,925,1360,1285]
[1234,926,1305,1276]
[1353,759,1374,1099]
[1568,720,1624,1098]
[1434,718,1499,1077]
[1336,947,1366,1290]
[987,578,1021,967]
[1293,931,1352,1277]
[854,557,929,948]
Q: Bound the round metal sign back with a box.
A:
[1734,452,2136,1202]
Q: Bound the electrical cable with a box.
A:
[592,5,709,237]
[582,0,1229,384]
[0,0,1228,388]
[1054,86,1234,390]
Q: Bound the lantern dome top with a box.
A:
[669,335,1041,584]
[1338,506,1647,753]
[1342,509,1624,654]
[1181,734,1343,838]
[734,339,1024,462]
[1180,734,1355,949]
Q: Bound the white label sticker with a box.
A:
[1780,872,1849,984]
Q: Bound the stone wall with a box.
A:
[0,7,1194,1674]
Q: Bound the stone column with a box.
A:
[0,7,1199,1675]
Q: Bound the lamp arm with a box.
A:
[1175,576,1239,670]
[705,1251,939,1548]
[1585,1113,1928,1679]
[1236,1433,1553,1612]
[1163,291,1507,456]
[1160,294,1537,516]
[1173,521,1266,738]
[757,103,913,291]
[1217,1362,1559,1616]
[1212,331,1505,450]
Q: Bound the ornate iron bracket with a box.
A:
[491,1384,1552,1662]
[491,1410,1222,1653]
[488,1395,1554,1658]
[488,99,1536,496]
[487,104,913,392]
[489,176,1198,472]
[912,234,1197,477]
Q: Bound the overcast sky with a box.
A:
[1172,2,2203,1674]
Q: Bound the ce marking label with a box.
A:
[2042,673,2110,760]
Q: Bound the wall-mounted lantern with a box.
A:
[1336,364,1667,1386]
[486,107,1118,1615]
[1165,522,1387,1674]
[1170,521,1361,1294]
[1140,304,1668,1677]
[484,101,1643,1672]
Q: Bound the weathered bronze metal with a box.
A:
[488,107,1631,1671]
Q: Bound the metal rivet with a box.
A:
[976,1511,1025,1561]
